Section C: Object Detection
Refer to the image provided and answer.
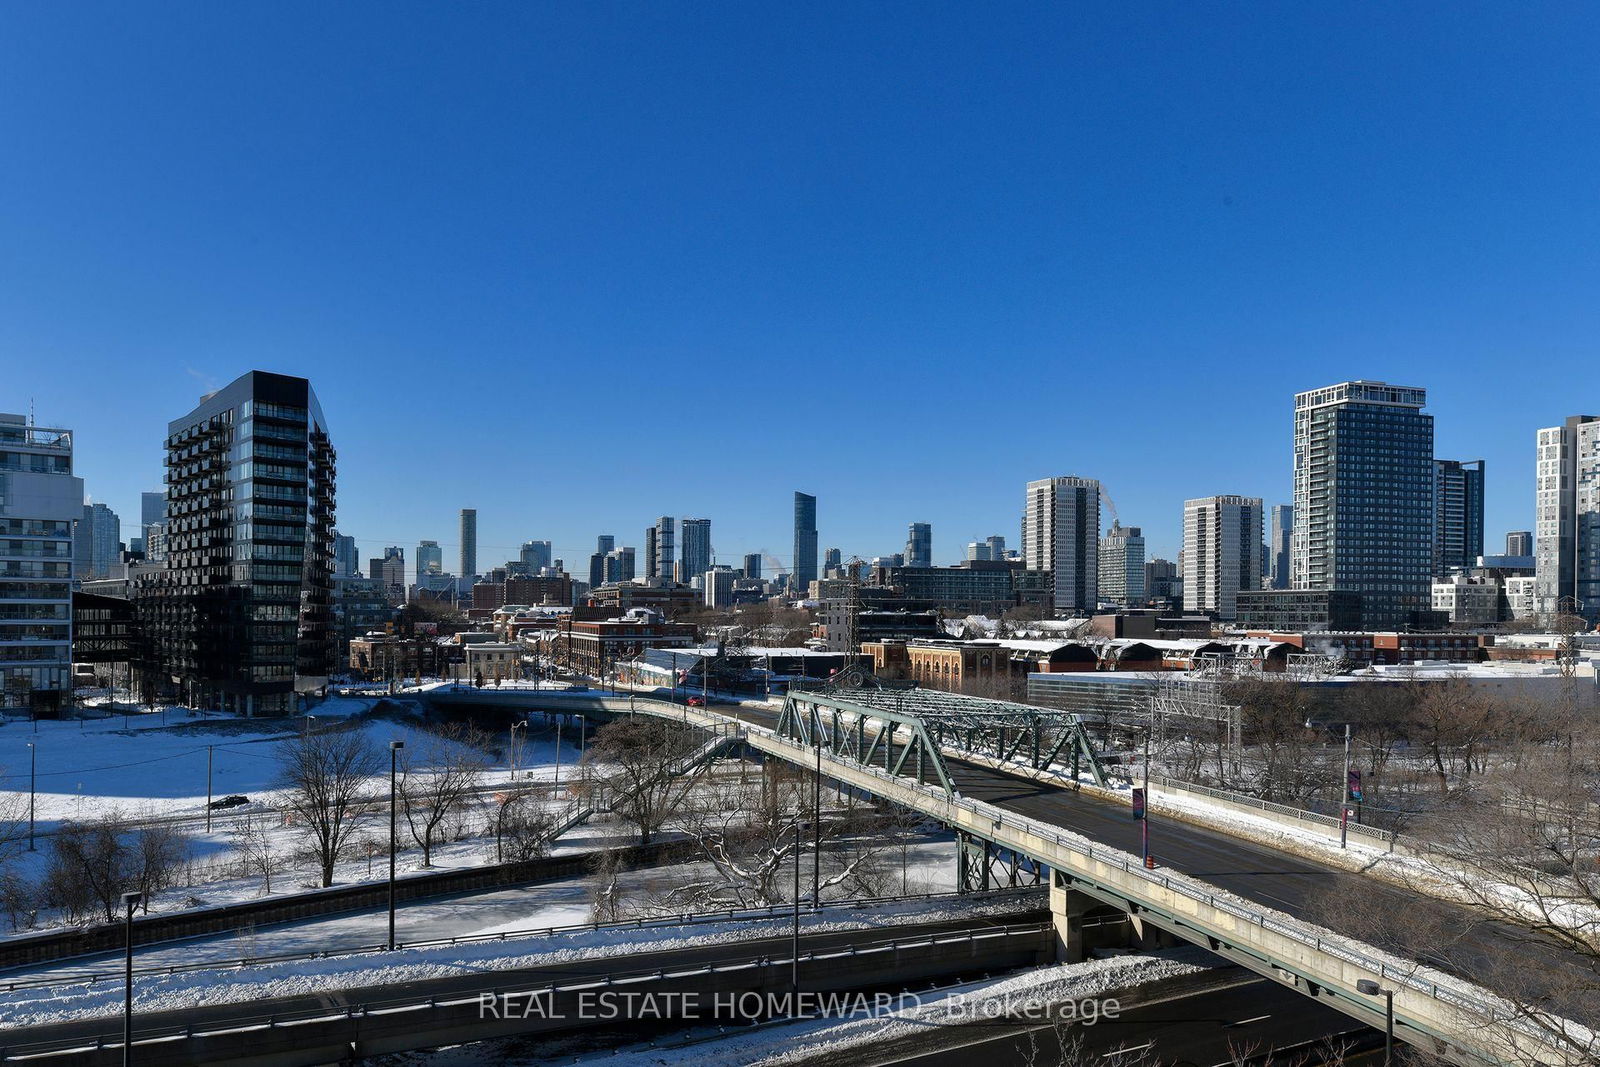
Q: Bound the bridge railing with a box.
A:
[747,724,1585,1066]
[1149,775,1398,849]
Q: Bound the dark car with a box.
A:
[208,795,250,810]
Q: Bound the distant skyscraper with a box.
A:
[459,509,477,579]
[824,546,842,572]
[1506,530,1533,557]
[1535,415,1600,621]
[1268,505,1293,590]
[966,540,991,562]
[643,526,659,581]
[654,516,675,584]
[521,540,553,574]
[332,532,359,577]
[986,535,1006,561]
[0,412,80,718]
[793,493,818,590]
[604,546,636,584]
[371,546,405,601]
[1184,496,1264,621]
[1098,522,1146,606]
[1433,459,1485,577]
[140,490,165,554]
[1145,558,1179,602]
[596,534,615,556]
[1292,381,1433,630]
[589,552,606,588]
[1023,476,1100,613]
[416,540,443,581]
[148,371,335,715]
[905,522,932,568]
[73,501,121,579]
[742,553,763,580]
[680,518,712,582]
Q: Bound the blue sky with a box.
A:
[3,3,1597,576]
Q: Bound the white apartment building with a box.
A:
[1535,416,1600,622]
[1184,495,1264,621]
[0,413,83,718]
[1023,476,1100,614]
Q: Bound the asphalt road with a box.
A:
[837,974,1378,1067]
[0,911,1047,1054]
[700,701,1598,1024]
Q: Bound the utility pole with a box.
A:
[205,745,213,833]
[1341,724,1351,849]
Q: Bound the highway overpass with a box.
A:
[427,684,1597,1067]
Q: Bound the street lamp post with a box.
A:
[553,716,563,791]
[812,733,822,907]
[388,740,404,951]
[1341,723,1352,849]
[1140,725,1152,867]
[122,890,143,1066]
[27,741,36,852]
[205,745,214,834]
[1356,979,1394,1065]
[791,817,803,999]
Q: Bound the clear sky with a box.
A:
[3,3,1597,576]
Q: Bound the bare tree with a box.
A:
[1404,673,1497,792]
[0,868,37,931]
[653,762,889,910]
[230,815,280,895]
[578,717,703,845]
[589,847,627,923]
[0,767,29,867]
[44,813,136,924]
[399,722,489,866]
[130,822,188,911]
[490,789,554,863]
[275,729,381,887]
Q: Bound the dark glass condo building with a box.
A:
[1291,381,1433,630]
[142,372,335,715]
[793,492,818,591]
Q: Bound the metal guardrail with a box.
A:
[0,887,1045,992]
[0,922,1050,1060]
[741,721,1576,1059]
[1150,775,1398,847]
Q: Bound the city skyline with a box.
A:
[17,368,1583,581]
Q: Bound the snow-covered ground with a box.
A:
[0,832,959,986]
[0,695,589,931]
[0,888,1039,1027]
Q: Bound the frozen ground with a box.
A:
[0,831,958,986]
[0,694,589,931]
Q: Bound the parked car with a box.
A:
[208,795,250,810]
[686,696,705,707]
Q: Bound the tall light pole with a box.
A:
[388,740,404,951]
[791,817,802,999]
[1357,979,1394,1065]
[1341,723,1352,849]
[1141,725,1151,867]
[812,732,822,908]
[553,716,563,791]
[204,745,214,834]
[27,741,36,852]
[122,890,142,1066]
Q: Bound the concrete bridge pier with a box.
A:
[1050,872,1174,962]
